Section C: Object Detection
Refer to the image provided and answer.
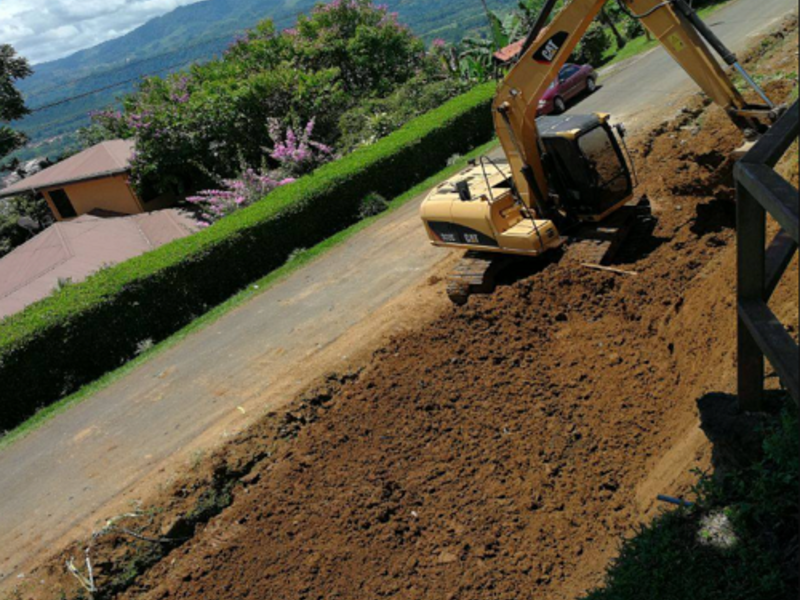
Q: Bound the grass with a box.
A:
[600,1,734,71]
[0,139,498,452]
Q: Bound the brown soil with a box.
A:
[9,21,799,600]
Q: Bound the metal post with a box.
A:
[733,63,775,109]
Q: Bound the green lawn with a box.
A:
[600,0,735,70]
[584,399,798,600]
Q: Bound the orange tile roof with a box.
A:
[493,39,526,64]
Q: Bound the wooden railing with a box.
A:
[735,101,799,411]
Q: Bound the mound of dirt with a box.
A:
[13,22,799,600]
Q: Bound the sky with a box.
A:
[0,0,206,64]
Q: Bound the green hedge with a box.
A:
[0,82,496,431]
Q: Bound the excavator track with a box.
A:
[446,251,512,306]
[563,201,655,266]
[445,201,655,305]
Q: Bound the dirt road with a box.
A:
[0,0,796,589]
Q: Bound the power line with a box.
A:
[28,59,194,113]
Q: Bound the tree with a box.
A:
[574,21,611,66]
[0,45,32,159]
[0,193,52,258]
[624,16,646,40]
[98,1,441,199]
[599,7,626,49]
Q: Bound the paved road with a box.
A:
[0,0,796,587]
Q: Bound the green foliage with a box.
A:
[574,22,611,66]
[76,121,119,149]
[0,45,31,122]
[0,81,496,431]
[623,16,645,40]
[338,75,469,151]
[585,401,799,600]
[105,1,443,199]
[358,192,389,218]
[0,193,52,258]
[0,44,31,158]
[12,0,508,166]
[483,6,517,52]
[442,1,538,83]
[0,205,29,257]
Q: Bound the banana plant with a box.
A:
[438,0,555,83]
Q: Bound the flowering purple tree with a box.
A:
[186,169,295,226]
[186,118,335,225]
[268,118,334,177]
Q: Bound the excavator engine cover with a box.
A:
[538,114,633,221]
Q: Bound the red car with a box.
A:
[537,63,598,115]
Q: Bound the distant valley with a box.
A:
[12,0,510,163]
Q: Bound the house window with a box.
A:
[49,188,77,219]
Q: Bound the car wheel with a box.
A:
[587,77,597,93]
[553,97,566,114]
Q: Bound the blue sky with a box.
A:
[0,0,205,64]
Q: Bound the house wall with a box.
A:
[43,174,144,221]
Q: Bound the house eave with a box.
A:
[0,168,132,199]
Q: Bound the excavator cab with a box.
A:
[538,113,633,222]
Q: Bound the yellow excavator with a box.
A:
[420,0,782,304]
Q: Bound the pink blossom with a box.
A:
[186,169,295,225]
[268,118,334,176]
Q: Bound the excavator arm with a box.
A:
[419,0,779,305]
[494,0,774,217]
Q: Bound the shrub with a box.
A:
[338,76,469,151]
[624,17,645,40]
[574,22,611,66]
[358,193,389,218]
[267,118,334,177]
[0,192,52,258]
[186,169,296,225]
[185,119,330,225]
[0,82,496,431]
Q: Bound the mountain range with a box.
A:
[12,0,510,163]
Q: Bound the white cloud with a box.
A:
[0,0,206,64]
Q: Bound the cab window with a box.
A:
[577,126,629,195]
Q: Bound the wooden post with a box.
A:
[736,178,766,412]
